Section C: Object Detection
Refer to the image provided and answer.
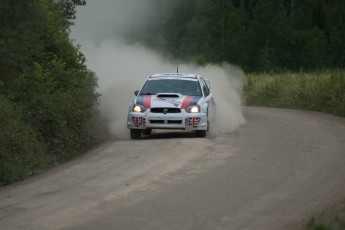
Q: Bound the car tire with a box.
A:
[195,130,207,138]
[142,129,152,135]
[130,129,141,139]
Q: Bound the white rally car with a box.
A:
[127,73,216,139]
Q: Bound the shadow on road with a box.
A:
[141,130,199,139]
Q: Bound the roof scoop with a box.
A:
[157,93,181,98]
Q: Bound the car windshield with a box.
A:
[139,79,202,96]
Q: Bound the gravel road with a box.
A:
[1,107,345,230]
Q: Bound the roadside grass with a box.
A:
[244,69,345,230]
[307,202,345,230]
[243,69,345,117]
[308,216,345,230]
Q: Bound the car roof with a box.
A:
[149,73,200,80]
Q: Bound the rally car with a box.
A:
[127,73,216,139]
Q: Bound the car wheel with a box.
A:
[195,130,207,138]
[142,129,152,135]
[130,129,141,139]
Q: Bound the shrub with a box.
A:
[0,95,47,185]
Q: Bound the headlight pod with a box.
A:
[185,105,200,113]
[133,104,147,113]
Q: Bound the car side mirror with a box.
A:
[134,90,139,96]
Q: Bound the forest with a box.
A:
[127,0,345,72]
[0,0,99,185]
[127,0,344,118]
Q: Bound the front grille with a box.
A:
[150,108,181,113]
[168,120,182,124]
[149,120,183,124]
[150,120,165,124]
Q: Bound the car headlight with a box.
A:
[185,105,200,113]
[133,104,147,113]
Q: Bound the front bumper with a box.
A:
[127,109,208,130]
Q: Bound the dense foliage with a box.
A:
[130,0,345,72]
[244,70,345,116]
[0,0,99,185]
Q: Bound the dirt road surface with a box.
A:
[1,107,345,230]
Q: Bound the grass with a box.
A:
[307,203,345,230]
[308,216,345,230]
[243,69,345,117]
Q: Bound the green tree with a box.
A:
[322,0,345,68]
[0,0,99,185]
[135,0,345,72]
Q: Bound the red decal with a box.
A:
[181,96,194,109]
[191,117,199,126]
[143,95,151,108]
[133,117,139,126]
[185,117,200,126]
[132,117,146,127]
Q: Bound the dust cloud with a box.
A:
[71,0,246,139]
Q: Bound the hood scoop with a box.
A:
[156,93,181,98]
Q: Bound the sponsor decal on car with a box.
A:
[136,95,151,108]
[181,96,202,109]
[132,116,146,127]
[185,117,201,126]
[136,95,202,109]
[152,97,181,107]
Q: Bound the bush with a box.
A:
[0,95,48,185]
[0,0,100,185]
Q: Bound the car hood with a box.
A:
[135,93,203,109]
